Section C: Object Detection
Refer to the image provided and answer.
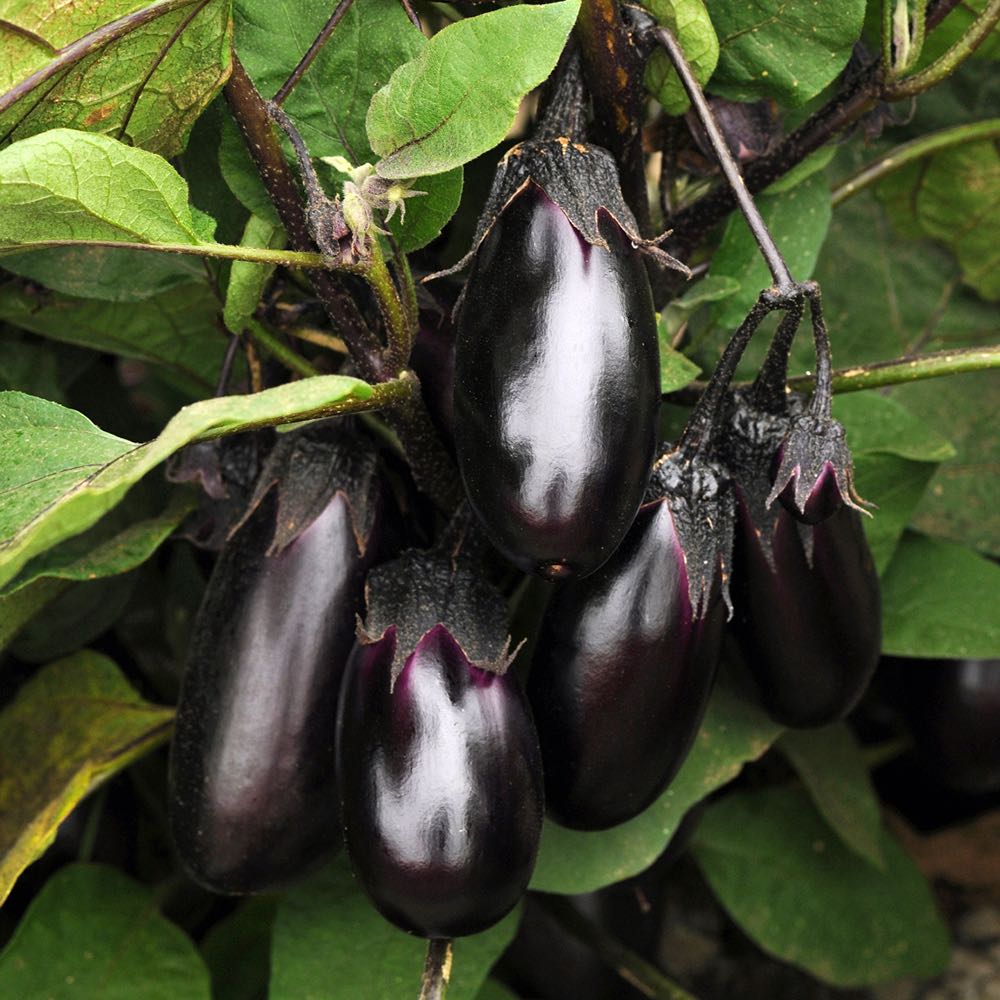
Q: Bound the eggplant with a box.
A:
[169,427,380,894]
[528,452,731,830]
[337,550,544,938]
[455,183,660,580]
[897,657,1000,795]
[731,497,881,728]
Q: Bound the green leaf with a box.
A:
[0,376,374,588]
[834,393,956,572]
[778,724,884,869]
[915,140,1000,301]
[0,0,232,157]
[0,129,208,250]
[658,274,739,346]
[643,0,719,115]
[709,171,832,328]
[218,115,280,224]
[0,332,66,402]
[912,0,1000,67]
[692,787,950,986]
[529,664,783,894]
[3,490,194,596]
[223,214,286,334]
[881,531,1000,659]
[659,343,702,392]
[1,245,206,301]
[0,653,173,904]
[270,863,520,1000]
[0,863,210,997]
[367,0,581,179]
[708,0,866,106]
[0,279,228,392]
[765,146,837,194]
[0,578,65,652]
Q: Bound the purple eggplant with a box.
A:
[897,657,1000,795]
[731,495,881,728]
[455,184,660,580]
[337,550,544,938]
[169,426,380,894]
[528,452,731,830]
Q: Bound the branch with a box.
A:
[224,56,386,381]
[832,118,1000,206]
[417,939,452,1000]
[885,0,1000,99]
[669,345,1000,402]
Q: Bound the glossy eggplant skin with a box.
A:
[169,490,367,894]
[337,624,544,938]
[898,657,1000,795]
[732,499,881,728]
[455,185,659,580]
[528,499,725,830]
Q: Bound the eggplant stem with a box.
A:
[418,938,453,1000]
[804,284,834,418]
[748,298,805,414]
[652,26,794,294]
[535,45,587,143]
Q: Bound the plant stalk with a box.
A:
[418,938,453,1000]
[653,26,794,294]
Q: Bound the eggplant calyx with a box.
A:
[360,549,519,684]
[767,414,872,523]
[648,449,734,619]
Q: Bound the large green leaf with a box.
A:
[0,279,227,392]
[0,863,210,997]
[643,0,719,115]
[270,863,520,1000]
[692,787,950,986]
[234,0,463,251]
[529,664,783,894]
[707,0,866,106]
[0,376,375,588]
[0,129,208,248]
[223,213,285,334]
[709,171,832,328]
[367,0,580,179]
[778,724,884,869]
[834,393,956,573]
[0,653,172,904]
[881,531,1000,659]
[0,0,232,157]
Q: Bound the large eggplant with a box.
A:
[169,427,380,894]
[455,182,660,580]
[528,452,731,829]
[337,550,544,938]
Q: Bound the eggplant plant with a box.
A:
[0,1,998,998]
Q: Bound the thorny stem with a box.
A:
[418,939,453,1000]
[574,0,650,232]
[273,0,355,105]
[387,231,419,331]
[748,298,805,412]
[804,285,833,417]
[653,26,794,294]
[224,57,385,380]
[538,895,697,1000]
[831,118,1000,206]
[535,47,587,143]
[885,0,1000,98]
[677,288,787,459]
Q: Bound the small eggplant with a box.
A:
[727,412,881,728]
[169,425,381,894]
[337,550,544,938]
[528,452,731,830]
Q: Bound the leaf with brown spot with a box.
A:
[0,651,174,905]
